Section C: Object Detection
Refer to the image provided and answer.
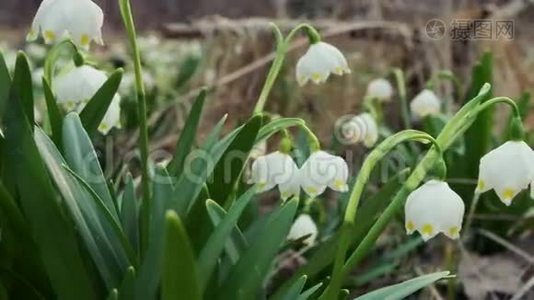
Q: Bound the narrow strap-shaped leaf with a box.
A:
[117,266,135,300]
[162,211,201,300]
[354,271,451,300]
[42,77,63,146]
[280,276,307,300]
[168,89,206,177]
[205,200,248,264]
[12,52,34,126]
[297,282,323,300]
[35,128,131,289]
[63,113,119,220]
[3,83,95,298]
[0,50,11,119]
[79,68,123,136]
[63,165,138,266]
[208,115,262,206]
[197,187,256,291]
[134,166,173,300]
[120,174,139,256]
[219,198,298,299]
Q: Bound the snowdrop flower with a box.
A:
[366,78,393,102]
[300,151,349,197]
[27,0,104,49]
[54,65,108,109]
[287,214,318,245]
[476,141,534,205]
[410,89,441,118]
[296,42,350,86]
[250,151,300,200]
[53,65,121,134]
[405,180,465,241]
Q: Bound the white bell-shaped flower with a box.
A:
[405,180,465,241]
[54,65,107,109]
[410,89,441,118]
[296,42,350,86]
[287,214,318,245]
[300,151,349,197]
[27,0,104,49]
[250,151,300,200]
[366,78,393,102]
[476,141,534,205]
[53,65,121,134]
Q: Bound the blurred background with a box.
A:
[2,1,534,299]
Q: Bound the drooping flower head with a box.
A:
[296,42,350,86]
[27,0,104,49]
[366,78,393,102]
[405,180,465,241]
[410,89,441,118]
[250,151,300,200]
[476,141,534,205]
[287,214,318,245]
[53,65,121,134]
[300,150,349,197]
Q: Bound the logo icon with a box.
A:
[425,19,446,40]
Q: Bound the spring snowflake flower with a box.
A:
[410,89,441,118]
[300,151,349,197]
[53,65,121,134]
[366,78,393,102]
[339,113,378,147]
[250,151,300,200]
[27,0,104,49]
[475,141,534,205]
[296,42,350,86]
[287,214,318,245]
[405,180,465,241]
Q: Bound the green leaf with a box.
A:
[297,282,323,300]
[197,187,257,291]
[42,77,63,146]
[208,115,262,206]
[354,271,451,300]
[134,166,173,300]
[280,276,307,300]
[168,89,206,177]
[176,55,200,89]
[219,198,298,299]
[12,52,34,126]
[117,266,135,300]
[120,175,139,256]
[35,127,131,289]
[79,69,123,136]
[3,81,96,298]
[162,211,201,300]
[255,117,305,143]
[205,200,248,264]
[0,50,11,119]
[63,113,119,220]
[172,115,262,217]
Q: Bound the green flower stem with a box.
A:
[119,0,151,256]
[320,83,493,298]
[253,23,320,114]
[320,130,442,300]
[299,123,321,152]
[437,70,464,114]
[43,39,83,84]
[393,68,411,129]
[473,96,523,139]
